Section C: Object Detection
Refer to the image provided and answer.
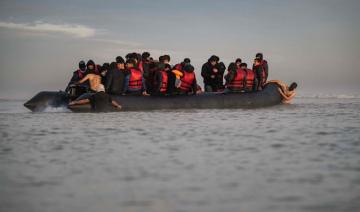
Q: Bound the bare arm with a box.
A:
[78,74,90,84]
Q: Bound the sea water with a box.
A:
[0,97,359,212]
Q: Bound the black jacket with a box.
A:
[66,69,88,91]
[201,62,226,90]
[105,68,129,95]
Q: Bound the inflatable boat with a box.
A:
[24,82,285,112]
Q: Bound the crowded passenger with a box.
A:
[176,64,198,95]
[124,59,148,96]
[201,55,226,92]
[225,62,257,93]
[253,53,269,90]
[105,56,128,95]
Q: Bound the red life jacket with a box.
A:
[174,63,183,70]
[226,68,246,90]
[244,69,255,90]
[159,70,168,93]
[128,68,143,90]
[179,71,195,92]
[260,60,268,85]
[77,69,85,79]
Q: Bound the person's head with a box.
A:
[240,63,247,69]
[159,55,165,63]
[78,60,86,71]
[255,53,263,60]
[101,63,110,76]
[209,55,218,66]
[228,62,237,72]
[86,60,95,71]
[126,59,136,68]
[142,52,150,61]
[183,58,191,64]
[289,82,298,91]
[235,58,242,67]
[149,57,154,62]
[109,62,117,70]
[163,55,170,64]
[183,64,194,73]
[116,56,125,69]
[254,58,261,66]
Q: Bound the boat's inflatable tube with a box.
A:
[24,83,284,112]
[24,91,69,112]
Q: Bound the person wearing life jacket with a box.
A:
[66,60,87,90]
[153,62,169,95]
[225,62,257,93]
[65,60,89,98]
[124,59,148,96]
[201,55,226,92]
[253,53,269,90]
[173,58,191,71]
[105,56,129,95]
[176,64,197,95]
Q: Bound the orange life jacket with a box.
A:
[128,68,143,90]
[159,70,168,93]
[179,71,195,92]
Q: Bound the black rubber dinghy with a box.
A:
[24,82,284,112]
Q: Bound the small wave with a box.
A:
[297,93,360,99]
[42,106,70,113]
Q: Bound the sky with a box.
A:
[0,0,359,99]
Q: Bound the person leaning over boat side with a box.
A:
[68,84,122,112]
[176,64,198,95]
[201,55,226,92]
[253,53,269,90]
[265,80,297,104]
[105,56,129,95]
[124,59,148,96]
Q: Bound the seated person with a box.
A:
[266,80,297,104]
[224,63,257,93]
[153,62,169,95]
[68,84,122,112]
[124,59,148,96]
[77,72,102,92]
[105,56,129,95]
[175,64,198,95]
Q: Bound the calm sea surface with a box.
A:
[0,97,359,212]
